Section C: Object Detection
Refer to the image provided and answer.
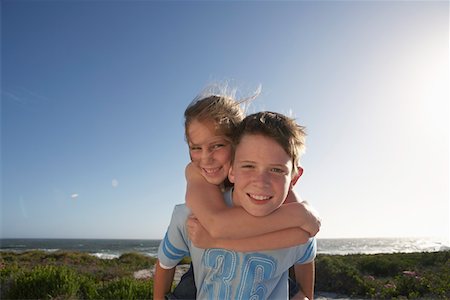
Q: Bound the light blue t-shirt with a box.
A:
[158,189,316,300]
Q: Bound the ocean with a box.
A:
[1,237,448,259]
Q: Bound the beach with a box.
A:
[133,264,356,300]
[1,239,449,299]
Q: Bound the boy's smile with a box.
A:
[229,133,293,217]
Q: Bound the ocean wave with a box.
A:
[0,248,60,253]
[90,253,120,260]
[1,244,27,249]
[317,237,449,255]
[40,248,60,253]
[1,237,448,257]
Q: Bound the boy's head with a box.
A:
[184,95,245,185]
[229,111,306,217]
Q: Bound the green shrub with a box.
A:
[118,252,153,269]
[394,273,431,298]
[424,269,450,298]
[358,255,402,277]
[5,265,80,299]
[0,264,19,280]
[97,277,152,300]
[179,256,192,265]
[76,274,101,299]
[315,255,369,296]
[1,250,447,299]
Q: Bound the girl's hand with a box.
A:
[186,216,217,249]
[298,201,322,237]
[284,189,321,237]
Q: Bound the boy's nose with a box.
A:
[252,171,270,187]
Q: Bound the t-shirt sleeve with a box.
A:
[157,204,191,269]
[295,237,317,264]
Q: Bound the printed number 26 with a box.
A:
[204,249,275,299]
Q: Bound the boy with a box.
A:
[155,111,316,299]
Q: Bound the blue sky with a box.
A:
[2,1,448,241]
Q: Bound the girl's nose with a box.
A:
[201,149,213,163]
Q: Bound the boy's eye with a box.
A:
[190,146,201,151]
[270,168,286,174]
[242,164,255,169]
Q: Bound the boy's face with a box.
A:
[187,119,232,185]
[229,134,293,217]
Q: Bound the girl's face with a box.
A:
[187,119,233,185]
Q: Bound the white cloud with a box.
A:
[112,179,119,188]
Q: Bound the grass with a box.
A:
[0,250,448,299]
[315,251,450,299]
[0,251,156,299]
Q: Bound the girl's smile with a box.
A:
[187,119,232,185]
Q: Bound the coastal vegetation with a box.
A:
[0,250,448,299]
[315,251,449,299]
[0,251,157,299]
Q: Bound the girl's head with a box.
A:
[184,95,245,141]
[184,95,245,185]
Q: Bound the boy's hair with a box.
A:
[233,111,306,176]
[184,95,245,142]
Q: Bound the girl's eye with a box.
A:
[190,146,201,151]
[211,144,225,150]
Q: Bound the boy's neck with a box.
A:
[230,188,242,209]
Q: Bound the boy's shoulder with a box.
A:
[170,203,191,223]
[294,237,317,264]
[173,202,188,210]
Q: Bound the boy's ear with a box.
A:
[228,165,235,183]
[290,166,303,187]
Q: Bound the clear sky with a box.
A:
[2,1,448,242]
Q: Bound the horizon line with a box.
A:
[1,236,447,241]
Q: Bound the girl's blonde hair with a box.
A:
[184,84,260,142]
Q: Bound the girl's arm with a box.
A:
[186,216,310,251]
[185,163,321,239]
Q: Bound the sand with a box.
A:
[133,264,190,283]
